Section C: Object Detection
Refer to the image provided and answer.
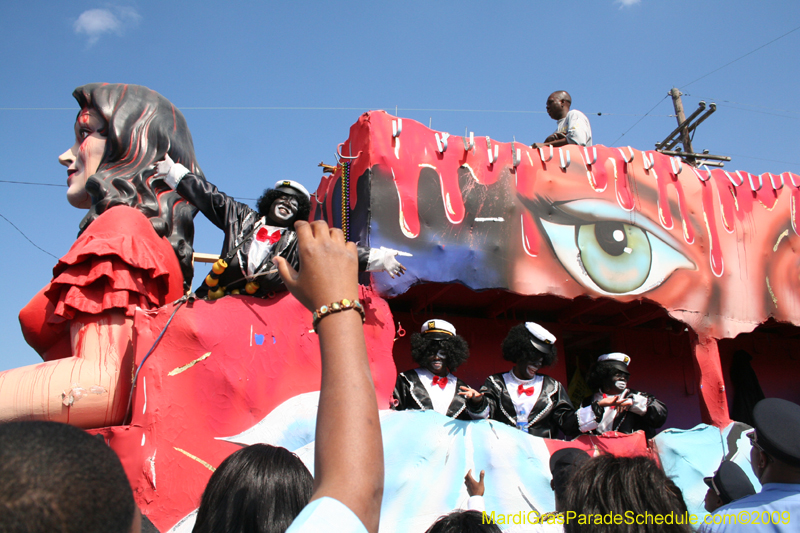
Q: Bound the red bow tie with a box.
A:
[602,393,616,410]
[432,375,448,389]
[256,227,282,244]
[518,384,535,396]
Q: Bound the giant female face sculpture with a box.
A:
[71,83,202,287]
[1,84,201,429]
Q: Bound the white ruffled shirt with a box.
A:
[245,220,286,279]
[415,368,458,415]
[503,371,544,430]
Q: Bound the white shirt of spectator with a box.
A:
[554,109,592,146]
[504,372,544,430]
[416,366,458,416]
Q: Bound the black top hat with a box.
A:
[751,398,800,468]
[703,461,756,505]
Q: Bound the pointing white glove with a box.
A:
[366,247,408,278]
[154,153,190,189]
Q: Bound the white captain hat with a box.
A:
[524,322,557,356]
[274,180,311,201]
[420,319,456,340]
[597,352,631,373]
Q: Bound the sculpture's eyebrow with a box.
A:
[519,194,688,253]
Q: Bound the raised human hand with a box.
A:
[458,385,484,406]
[464,469,485,497]
[273,220,359,313]
[596,395,634,410]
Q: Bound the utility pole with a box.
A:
[670,88,694,158]
[655,87,730,167]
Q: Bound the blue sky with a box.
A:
[1,1,799,371]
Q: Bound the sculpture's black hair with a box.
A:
[74,83,200,290]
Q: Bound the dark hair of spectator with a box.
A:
[192,444,313,533]
[585,360,627,391]
[410,333,470,372]
[501,324,557,366]
[256,189,311,226]
[424,510,501,533]
[73,83,201,290]
[0,421,135,533]
[562,455,691,533]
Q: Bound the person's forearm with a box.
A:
[314,310,383,533]
[533,138,569,149]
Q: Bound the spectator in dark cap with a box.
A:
[504,448,592,532]
[549,448,591,513]
[703,461,757,513]
[697,398,800,532]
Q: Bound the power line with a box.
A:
[0,105,676,118]
[680,24,800,89]
[682,95,800,120]
[711,104,800,120]
[726,153,800,167]
[0,180,66,187]
[0,212,58,260]
[609,95,670,146]
[686,95,800,116]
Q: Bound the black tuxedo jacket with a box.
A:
[392,369,470,420]
[580,389,668,440]
[177,173,369,297]
[468,373,579,439]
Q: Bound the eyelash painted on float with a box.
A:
[519,195,696,297]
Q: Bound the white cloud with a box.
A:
[615,0,641,8]
[74,6,141,45]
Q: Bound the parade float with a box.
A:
[1,85,799,532]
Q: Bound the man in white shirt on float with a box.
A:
[532,91,592,149]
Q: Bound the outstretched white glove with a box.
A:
[154,153,190,189]
[366,247,408,278]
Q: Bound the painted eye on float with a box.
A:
[533,198,696,296]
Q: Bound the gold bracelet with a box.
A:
[312,298,365,331]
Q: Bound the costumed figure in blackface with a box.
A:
[392,319,471,420]
[577,353,668,439]
[154,156,406,299]
[461,323,580,439]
